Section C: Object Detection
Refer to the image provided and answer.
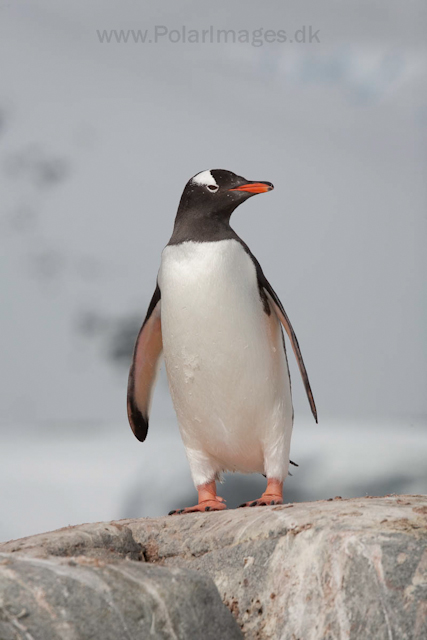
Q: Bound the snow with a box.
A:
[1,418,425,542]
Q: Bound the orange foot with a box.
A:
[238,478,284,508]
[169,498,226,515]
[168,481,227,516]
[238,495,283,508]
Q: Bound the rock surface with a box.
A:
[1,495,427,639]
[0,554,242,640]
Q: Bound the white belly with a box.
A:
[158,239,293,486]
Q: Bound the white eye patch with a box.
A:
[191,170,218,189]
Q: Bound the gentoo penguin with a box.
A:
[127,169,317,514]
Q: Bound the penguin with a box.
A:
[127,169,317,514]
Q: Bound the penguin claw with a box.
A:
[238,496,283,508]
[168,500,226,515]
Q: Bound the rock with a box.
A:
[0,521,144,562]
[1,494,427,639]
[0,553,243,640]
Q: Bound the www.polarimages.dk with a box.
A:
[96,26,321,46]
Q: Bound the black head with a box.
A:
[178,169,273,218]
[170,169,274,244]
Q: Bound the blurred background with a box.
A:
[1,1,426,542]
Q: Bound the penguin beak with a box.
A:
[230,181,274,194]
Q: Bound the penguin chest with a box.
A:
[158,240,289,465]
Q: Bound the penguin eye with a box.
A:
[207,184,219,192]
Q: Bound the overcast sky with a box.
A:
[1,0,426,430]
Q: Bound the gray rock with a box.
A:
[1,521,144,562]
[1,495,426,639]
[0,553,243,640]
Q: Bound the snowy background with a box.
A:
[0,0,426,542]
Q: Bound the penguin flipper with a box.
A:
[262,284,318,424]
[235,241,317,423]
[127,285,162,441]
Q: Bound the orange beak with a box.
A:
[230,181,273,194]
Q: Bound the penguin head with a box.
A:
[177,169,274,220]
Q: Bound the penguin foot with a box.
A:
[168,480,227,515]
[238,495,283,508]
[238,478,284,508]
[168,499,226,516]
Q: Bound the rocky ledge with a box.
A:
[1,495,426,639]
